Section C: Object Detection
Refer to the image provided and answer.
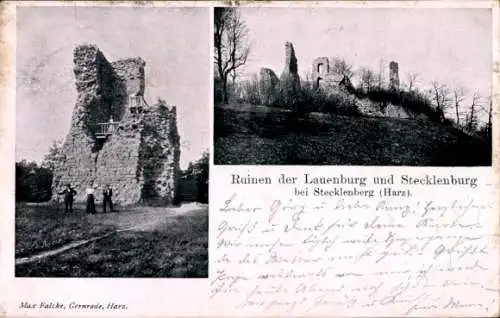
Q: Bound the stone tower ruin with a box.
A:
[51,44,180,206]
[311,57,354,91]
[389,61,400,91]
[279,42,301,101]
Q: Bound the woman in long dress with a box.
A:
[86,182,97,214]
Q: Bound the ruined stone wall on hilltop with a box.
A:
[52,45,180,206]
[311,56,350,91]
[389,61,400,91]
[279,42,301,103]
[311,56,329,89]
[258,68,279,106]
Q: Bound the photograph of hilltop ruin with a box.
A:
[15,6,209,277]
[214,7,493,166]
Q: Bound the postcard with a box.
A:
[0,1,498,317]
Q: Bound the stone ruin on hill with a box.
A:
[257,41,301,106]
[311,56,354,92]
[253,42,418,120]
[51,44,180,206]
[279,42,302,104]
[389,61,400,91]
[311,57,400,94]
[258,68,279,106]
[310,57,413,119]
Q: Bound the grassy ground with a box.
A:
[214,104,491,166]
[15,203,116,258]
[15,203,208,277]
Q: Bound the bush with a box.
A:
[354,86,444,123]
[234,75,361,117]
[16,161,53,202]
[237,77,260,105]
[297,86,360,117]
[178,152,208,203]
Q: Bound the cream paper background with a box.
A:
[0,1,499,317]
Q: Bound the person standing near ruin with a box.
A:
[57,183,76,213]
[85,181,97,214]
[102,184,114,213]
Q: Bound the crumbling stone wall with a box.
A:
[311,56,353,91]
[109,57,145,120]
[140,104,180,205]
[311,57,329,89]
[52,44,180,206]
[258,68,279,106]
[71,45,115,140]
[389,61,400,91]
[279,42,301,105]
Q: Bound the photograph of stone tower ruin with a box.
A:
[51,44,180,206]
[15,6,209,278]
[214,7,492,166]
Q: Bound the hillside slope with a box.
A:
[214,104,491,166]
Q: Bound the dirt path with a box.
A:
[15,203,207,266]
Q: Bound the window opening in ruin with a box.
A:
[129,96,146,114]
[316,77,322,88]
[317,63,324,73]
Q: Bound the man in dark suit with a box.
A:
[58,183,77,213]
[102,184,114,213]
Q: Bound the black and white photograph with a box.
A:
[15,6,209,277]
[214,7,493,166]
[1,1,499,317]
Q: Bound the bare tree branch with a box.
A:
[358,67,376,93]
[465,91,481,132]
[429,81,452,122]
[329,57,354,79]
[452,87,467,127]
[214,8,251,103]
[406,72,419,92]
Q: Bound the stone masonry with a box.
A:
[389,61,400,91]
[311,56,353,91]
[51,44,180,206]
[258,68,279,106]
[279,42,301,102]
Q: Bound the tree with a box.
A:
[358,67,376,93]
[189,151,209,203]
[465,91,481,132]
[406,72,419,92]
[230,69,238,87]
[376,59,387,90]
[41,139,65,171]
[214,7,251,104]
[429,81,451,122]
[485,96,492,137]
[452,87,467,127]
[16,160,53,202]
[329,57,354,79]
[180,151,209,203]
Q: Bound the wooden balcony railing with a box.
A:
[96,121,119,139]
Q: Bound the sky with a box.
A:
[16,6,210,169]
[238,7,492,121]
